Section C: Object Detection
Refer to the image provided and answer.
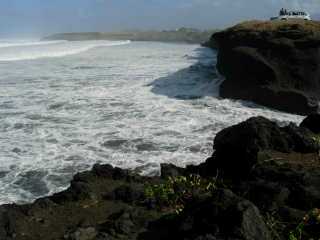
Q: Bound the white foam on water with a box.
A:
[0,40,131,61]
[0,40,68,48]
[0,41,304,204]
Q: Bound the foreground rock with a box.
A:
[0,115,319,239]
[0,164,272,240]
[209,20,320,115]
[197,116,318,178]
[189,115,320,239]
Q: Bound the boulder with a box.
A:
[203,116,318,178]
[210,20,320,115]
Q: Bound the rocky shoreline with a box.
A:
[0,114,319,240]
[207,20,320,115]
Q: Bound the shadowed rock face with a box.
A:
[300,113,320,133]
[210,20,320,115]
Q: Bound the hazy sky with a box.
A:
[0,0,319,37]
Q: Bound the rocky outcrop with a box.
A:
[210,20,320,115]
[141,189,272,240]
[198,116,319,178]
[0,115,320,239]
[0,163,273,240]
[189,115,320,239]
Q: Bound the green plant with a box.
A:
[144,174,217,214]
[311,135,320,153]
[265,212,286,240]
[311,135,320,145]
[288,208,320,240]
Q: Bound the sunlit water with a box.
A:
[0,39,304,204]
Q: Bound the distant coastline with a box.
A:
[42,28,218,44]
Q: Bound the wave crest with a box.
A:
[0,40,131,62]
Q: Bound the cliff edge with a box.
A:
[210,20,320,115]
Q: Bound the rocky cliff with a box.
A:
[209,20,320,115]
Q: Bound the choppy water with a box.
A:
[0,39,303,204]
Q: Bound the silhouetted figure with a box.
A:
[280,8,284,16]
[284,9,288,15]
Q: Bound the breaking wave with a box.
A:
[0,40,131,61]
[0,41,303,204]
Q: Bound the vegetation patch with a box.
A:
[144,174,217,214]
[289,208,320,240]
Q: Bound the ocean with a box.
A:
[0,39,303,204]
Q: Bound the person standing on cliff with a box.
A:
[280,8,284,16]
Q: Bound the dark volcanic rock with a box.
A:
[300,113,320,133]
[160,163,186,178]
[185,114,320,240]
[210,20,320,115]
[201,116,318,178]
[250,161,320,211]
[141,189,272,240]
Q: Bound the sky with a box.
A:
[0,0,319,37]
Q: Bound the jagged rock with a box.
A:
[202,116,318,178]
[141,189,272,240]
[210,20,320,115]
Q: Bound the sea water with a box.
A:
[0,39,303,204]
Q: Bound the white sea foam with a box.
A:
[0,40,68,48]
[0,41,304,204]
[0,40,131,61]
